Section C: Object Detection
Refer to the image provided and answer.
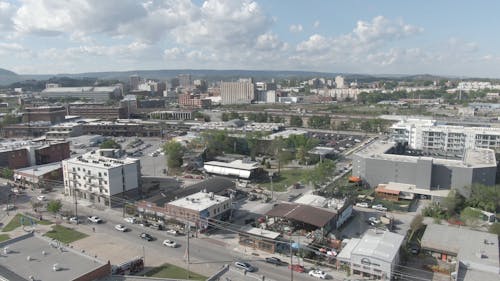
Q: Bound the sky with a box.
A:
[1,0,500,77]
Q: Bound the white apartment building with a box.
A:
[391,119,500,153]
[62,149,140,207]
[220,80,255,105]
[335,75,345,89]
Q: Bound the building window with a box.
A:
[98,172,102,177]
[104,172,107,176]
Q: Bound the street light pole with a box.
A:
[269,172,274,201]
[289,236,293,281]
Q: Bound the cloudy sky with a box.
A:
[1,0,500,77]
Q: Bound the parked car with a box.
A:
[409,243,420,255]
[87,216,103,223]
[37,195,46,201]
[2,204,15,211]
[234,261,255,272]
[162,239,178,248]
[309,269,327,279]
[114,224,128,232]
[265,257,286,266]
[372,204,388,211]
[139,233,154,241]
[166,229,179,236]
[288,264,305,273]
[124,217,136,224]
[355,202,369,208]
[69,217,79,224]
[149,223,163,230]
[368,217,381,224]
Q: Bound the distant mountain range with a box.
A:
[0,67,459,86]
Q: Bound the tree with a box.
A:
[1,114,21,126]
[31,201,43,211]
[0,168,13,179]
[306,159,336,186]
[163,140,185,169]
[200,130,232,160]
[489,223,500,236]
[47,200,62,215]
[442,190,465,217]
[99,139,121,149]
[290,116,303,127]
[460,207,483,227]
[409,214,424,241]
[465,184,500,212]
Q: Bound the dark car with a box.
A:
[139,233,154,241]
[265,257,286,266]
[150,223,163,230]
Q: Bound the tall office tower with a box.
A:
[177,74,192,89]
[220,79,255,105]
[335,75,345,89]
[130,75,141,91]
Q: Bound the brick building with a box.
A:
[22,106,66,124]
[68,103,127,119]
[178,93,211,108]
[0,140,70,169]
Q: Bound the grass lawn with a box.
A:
[2,214,52,232]
[43,225,88,243]
[260,168,310,192]
[0,234,10,242]
[145,263,206,280]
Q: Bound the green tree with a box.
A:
[47,200,62,215]
[199,130,232,160]
[308,115,331,129]
[306,159,336,186]
[99,139,121,149]
[460,207,483,227]
[0,168,13,179]
[163,140,185,169]
[442,190,465,217]
[246,132,264,161]
[489,223,500,236]
[1,114,21,126]
[465,184,500,212]
[290,116,303,127]
[409,214,424,241]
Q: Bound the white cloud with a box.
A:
[296,34,330,52]
[0,1,16,31]
[255,32,286,51]
[171,0,272,48]
[289,24,303,33]
[313,20,320,28]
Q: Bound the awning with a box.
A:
[348,176,362,183]
[375,186,400,195]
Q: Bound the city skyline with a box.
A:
[1,0,500,77]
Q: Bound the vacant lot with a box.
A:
[260,169,309,192]
[145,263,206,280]
[2,214,52,232]
[44,225,88,243]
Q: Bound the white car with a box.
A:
[37,195,46,201]
[124,217,136,224]
[162,239,178,248]
[368,217,381,224]
[166,229,179,236]
[87,216,103,223]
[355,202,369,208]
[372,204,388,211]
[69,217,79,224]
[2,204,15,211]
[308,270,327,279]
[115,224,128,232]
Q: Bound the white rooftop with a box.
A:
[351,229,405,263]
[167,191,231,212]
[356,140,497,168]
[337,238,361,261]
[294,194,328,208]
[240,225,281,240]
[265,129,308,140]
[42,86,119,93]
[204,159,259,170]
[64,150,138,169]
[15,162,62,177]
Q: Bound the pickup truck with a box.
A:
[87,216,103,223]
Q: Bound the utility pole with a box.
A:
[186,221,190,279]
[269,172,274,201]
[289,236,293,281]
[72,177,78,222]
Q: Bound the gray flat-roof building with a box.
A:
[352,141,497,197]
[420,224,499,281]
[0,233,110,281]
[40,86,121,102]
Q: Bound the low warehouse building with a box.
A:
[337,229,405,280]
